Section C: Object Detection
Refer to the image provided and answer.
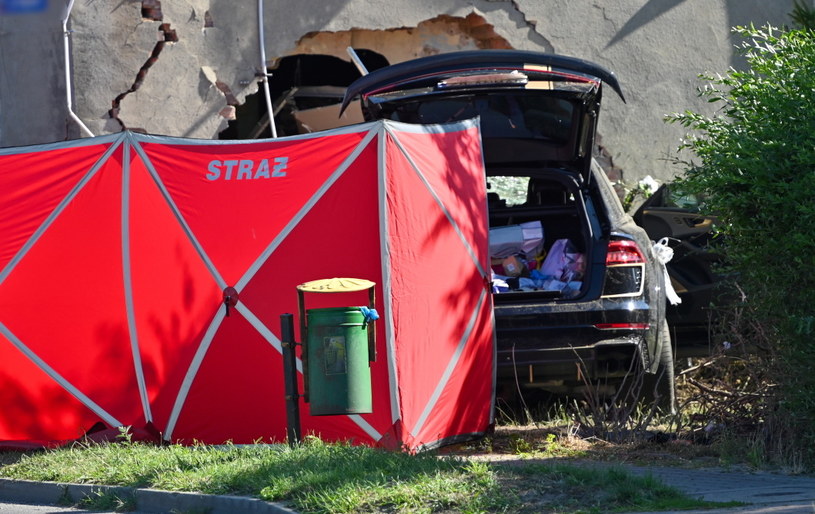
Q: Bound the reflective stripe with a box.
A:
[379,123,402,425]
[348,414,383,441]
[0,321,122,428]
[411,288,486,437]
[163,308,226,441]
[121,139,153,423]
[0,139,123,287]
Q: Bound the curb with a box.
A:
[0,478,298,513]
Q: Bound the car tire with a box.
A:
[643,320,676,413]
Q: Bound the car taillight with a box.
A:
[606,239,645,265]
[602,239,646,298]
[594,323,650,330]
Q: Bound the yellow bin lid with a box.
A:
[296,277,375,293]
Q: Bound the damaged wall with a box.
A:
[288,13,513,64]
[69,1,262,138]
[0,0,796,183]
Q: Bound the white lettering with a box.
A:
[237,160,253,180]
[223,160,238,180]
[205,157,290,180]
[254,159,270,179]
[272,157,288,177]
[206,160,221,180]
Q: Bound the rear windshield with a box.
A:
[488,176,529,207]
[378,93,575,143]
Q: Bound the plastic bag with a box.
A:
[539,239,585,282]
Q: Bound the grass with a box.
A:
[0,436,510,513]
[77,490,136,512]
[0,431,734,513]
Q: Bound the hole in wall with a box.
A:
[142,0,162,21]
[218,13,512,140]
[219,51,388,139]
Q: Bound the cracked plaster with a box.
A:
[72,0,261,137]
[0,0,797,183]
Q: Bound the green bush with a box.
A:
[669,25,815,468]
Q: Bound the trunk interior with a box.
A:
[488,172,592,299]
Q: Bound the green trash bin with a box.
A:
[306,307,372,415]
[297,278,377,417]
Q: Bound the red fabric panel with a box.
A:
[0,142,115,272]
[0,146,145,436]
[0,122,492,450]
[391,126,489,255]
[169,313,287,444]
[239,138,389,444]
[125,152,222,432]
[139,133,371,286]
[0,331,107,441]
[402,299,494,448]
[384,125,493,449]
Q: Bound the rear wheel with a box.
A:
[643,320,676,413]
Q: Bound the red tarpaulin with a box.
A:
[0,120,494,451]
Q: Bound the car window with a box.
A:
[665,189,703,211]
[487,176,529,207]
[380,93,575,143]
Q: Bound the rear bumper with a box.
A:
[494,296,654,382]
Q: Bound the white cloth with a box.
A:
[653,237,682,305]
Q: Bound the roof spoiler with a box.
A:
[340,50,625,115]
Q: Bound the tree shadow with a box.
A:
[606,0,689,48]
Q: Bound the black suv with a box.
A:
[633,184,734,358]
[341,50,672,398]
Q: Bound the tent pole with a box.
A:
[63,0,94,137]
[346,47,369,76]
[257,0,278,138]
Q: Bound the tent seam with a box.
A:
[0,136,125,287]
[381,123,402,426]
[121,135,153,423]
[409,289,487,438]
[0,320,123,428]
[386,124,488,278]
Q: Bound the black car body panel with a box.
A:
[341,50,625,184]
[340,50,626,113]
[634,184,733,357]
[343,50,668,394]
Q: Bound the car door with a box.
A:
[633,185,725,353]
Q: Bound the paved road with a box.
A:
[2,464,814,513]
[0,478,295,513]
[625,465,815,514]
[472,455,815,513]
[0,502,124,513]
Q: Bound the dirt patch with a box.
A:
[0,451,30,466]
[438,424,723,469]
